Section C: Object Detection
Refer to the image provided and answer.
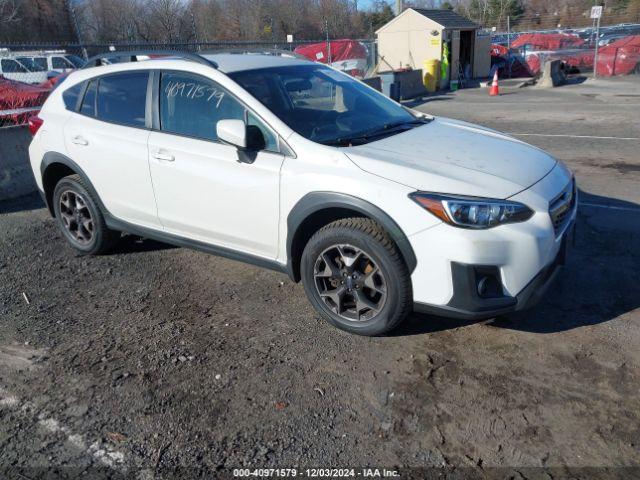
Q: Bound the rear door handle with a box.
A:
[71,135,88,146]
[152,152,175,162]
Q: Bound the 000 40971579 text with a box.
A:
[232,467,401,477]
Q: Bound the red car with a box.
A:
[596,35,640,76]
[0,76,51,125]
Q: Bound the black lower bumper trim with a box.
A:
[413,242,566,321]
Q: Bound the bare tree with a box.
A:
[0,0,19,25]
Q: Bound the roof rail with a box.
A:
[205,48,307,61]
[82,50,218,69]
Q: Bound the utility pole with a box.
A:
[325,18,332,64]
[591,5,603,78]
[190,9,199,50]
[271,17,275,49]
[507,15,512,78]
[65,0,87,60]
[395,0,402,16]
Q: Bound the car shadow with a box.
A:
[393,190,640,337]
[110,234,177,255]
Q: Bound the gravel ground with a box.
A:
[1,77,639,479]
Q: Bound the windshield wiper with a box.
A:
[324,119,428,147]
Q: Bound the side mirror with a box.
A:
[217,119,246,149]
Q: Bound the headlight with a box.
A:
[409,192,534,229]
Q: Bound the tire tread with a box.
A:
[306,217,412,334]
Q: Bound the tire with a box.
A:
[52,174,120,255]
[301,217,412,336]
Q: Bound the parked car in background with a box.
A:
[28,51,576,336]
[596,35,640,76]
[0,56,50,84]
[598,34,629,47]
[17,52,85,74]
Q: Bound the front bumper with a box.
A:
[409,163,576,319]
[413,225,571,320]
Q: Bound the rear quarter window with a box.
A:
[80,80,97,117]
[62,83,84,111]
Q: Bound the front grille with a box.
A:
[549,178,576,235]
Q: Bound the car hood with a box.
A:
[344,117,557,199]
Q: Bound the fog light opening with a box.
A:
[477,274,503,298]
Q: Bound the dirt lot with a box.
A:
[1,77,639,479]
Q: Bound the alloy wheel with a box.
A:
[313,244,387,321]
[59,190,94,245]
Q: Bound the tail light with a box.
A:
[28,115,44,136]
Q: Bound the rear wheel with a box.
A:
[53,175,119,255]
[301,218,412,336]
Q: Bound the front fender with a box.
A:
[286,192,417,281]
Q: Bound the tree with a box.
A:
[361,0,394,33]
[0,0,19,26]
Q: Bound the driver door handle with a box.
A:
[152,151,175,162]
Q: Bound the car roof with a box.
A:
[199,53,312,73]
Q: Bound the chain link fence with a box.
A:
[0,39,376,128]
[2,26,639,128]
[489,22,640,80]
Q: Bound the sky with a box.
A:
[358,0,447,12]
[358,0,389,11]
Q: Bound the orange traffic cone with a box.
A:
[489,70,500,96]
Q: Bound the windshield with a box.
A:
[230,64,421,146]
[17,57,46,72]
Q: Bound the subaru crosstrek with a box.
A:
[28,51,577,336]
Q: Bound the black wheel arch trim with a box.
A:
[286,192,417,282]
[41,152,107,217]
[39,151,289,276]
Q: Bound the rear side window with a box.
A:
[33,58,48,70]
[80,80,97,117]
[96,71,148,127]
[159,71,244,141]
[52,57,72,69]
[62,83,83,111]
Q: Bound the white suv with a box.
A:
[28,51,577,336]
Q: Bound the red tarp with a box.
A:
[512,33,585,51]
[294,40,368,77]
[525,54,542,75]
[596,35,640,76]
[563,51,595,71]
[0,76,51,124]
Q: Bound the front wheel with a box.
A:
[301,218,412,336]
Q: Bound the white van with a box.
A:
[0,56,49,84]
[17,52,85,74]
